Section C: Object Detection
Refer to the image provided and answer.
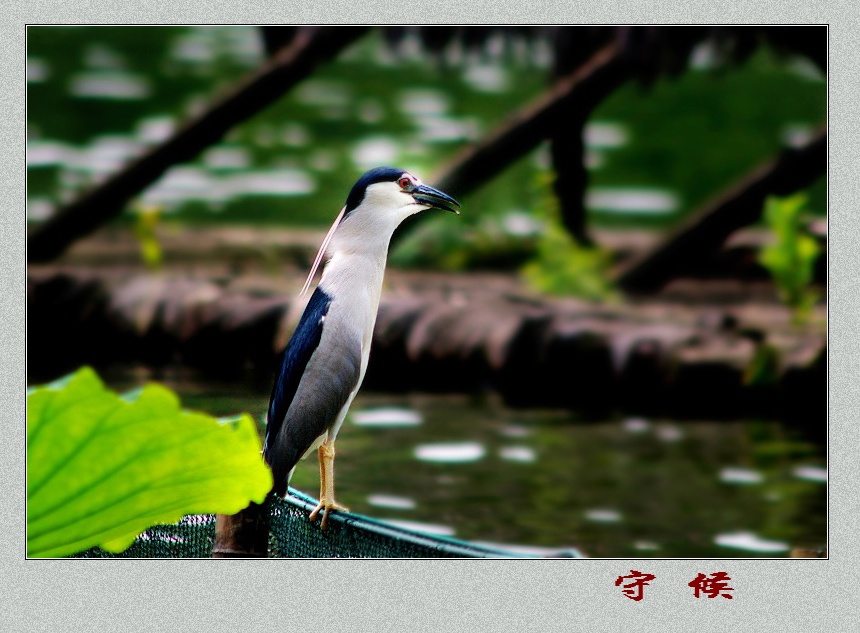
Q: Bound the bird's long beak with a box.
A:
[412,184,461,215]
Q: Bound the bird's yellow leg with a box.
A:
[308,441,349,530]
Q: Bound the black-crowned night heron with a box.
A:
[264,166,460,529]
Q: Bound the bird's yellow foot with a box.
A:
[308,498,350,530]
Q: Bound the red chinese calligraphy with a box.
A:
[688,572,734,599]
[615,570,656,601]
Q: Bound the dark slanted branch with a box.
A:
[431,43,630,201]
[259,26,301,57]
[615,130,826,293]
[27,26,370,263]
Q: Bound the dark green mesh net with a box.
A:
[73,489,583,558]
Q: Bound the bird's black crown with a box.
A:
[343,166,406,214]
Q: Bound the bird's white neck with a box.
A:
[320,247,388,306]
[319,207,404,302]
[317,246,390,374]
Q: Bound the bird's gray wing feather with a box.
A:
[264,286,331,468]
[267,316,362,494]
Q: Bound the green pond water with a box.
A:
[101,365,826,559]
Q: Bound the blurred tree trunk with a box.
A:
[548,118,592,245]
[615,129,826,293]
[545,27,617,247]
[28,26,369,263]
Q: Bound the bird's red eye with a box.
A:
[398,177,412,190]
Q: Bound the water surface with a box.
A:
[102,365,826,558]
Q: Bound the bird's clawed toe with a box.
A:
[309,499,350,530]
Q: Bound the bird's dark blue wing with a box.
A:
[264,286,331,469]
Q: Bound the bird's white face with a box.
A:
[355,172,450,223]
[300,168,460,295]
[341,170,459,236]
[361,172,432,222]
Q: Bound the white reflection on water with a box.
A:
[714,531,789,553]
[473,541,579,558]
[655,424,683,443]
[136,116,176,144]
[781,123,814,148]
[398,89,449,117]
[462,64,509,93]
[501,212,544,237]
[27,57,50,83]
[384,519,455,537]
[168,27,261,68]
[415,442,486,463]
[27,198,54,221]
[499,446,536,463]
[228,170,313,195]
[584,122,628,149]
[172,32,217,64]
[398,88,479,143]
[415,117,480,143]
[622,417,650,434]
[222,26,264,64]
[203,146,250,170]
[634,540,661,551]
[793,465,827,483]
[58,136,146,176]
[141,166,314,206]
[719,466,764,485]
[352,137,399,169]
[689,41,719,71]
[351,407,422,427]
[584,508,623,523]
[367,494,417,510]
[586,188,679,215]
[27,140,72,167]
[70,72,151,100]
[499,424,531,439]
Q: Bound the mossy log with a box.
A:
[28,268,824,424]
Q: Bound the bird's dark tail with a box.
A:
[264,436,304,498]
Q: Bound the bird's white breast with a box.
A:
[315,249,388,440]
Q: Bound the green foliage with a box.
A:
[27,367,272,557]
[389,211,537,271]
[132,205,164,269]
[758,194,821,322]
[743,342,781,386]
[521,182,618,302]
[523,227,618,301]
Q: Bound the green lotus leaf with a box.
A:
[27,367,273,557]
